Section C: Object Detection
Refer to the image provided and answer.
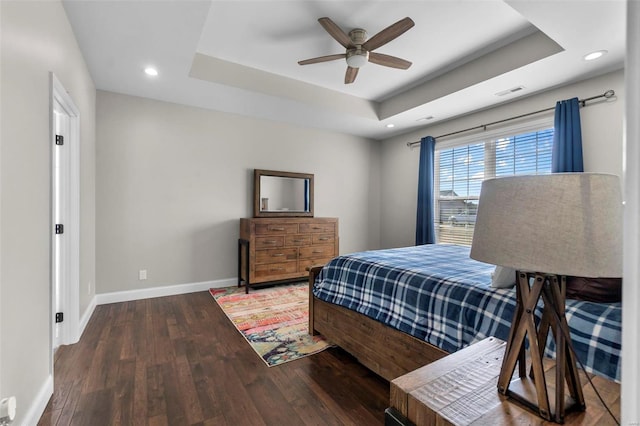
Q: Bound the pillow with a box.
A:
[491,266,517,288]
[566,276,622,303]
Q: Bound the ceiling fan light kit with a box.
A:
[298,16,415,84]
[346,48,369,68]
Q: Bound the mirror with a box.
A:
[254,169,314,217]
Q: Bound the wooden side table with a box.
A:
[388,337,620,425]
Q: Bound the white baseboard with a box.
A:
[95,278,236,306]
[21,374,53,426]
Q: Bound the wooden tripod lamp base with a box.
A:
[497,272,586,423]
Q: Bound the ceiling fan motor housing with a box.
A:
[348,28,367,45]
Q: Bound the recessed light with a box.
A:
[386,123,395,128]
[584,50,607,61]
[144,67,158,76]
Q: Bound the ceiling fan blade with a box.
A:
[345,66,358,84]
[368,52,412,69]
[298,54,346,65]
[362,17,415,51]
[318,17,352,48]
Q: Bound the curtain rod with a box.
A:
[406,89,615,148]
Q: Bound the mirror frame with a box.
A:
[253,169,314,217]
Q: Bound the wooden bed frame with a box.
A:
[308,266,448,381]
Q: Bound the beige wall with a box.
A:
[0,1,96,424]
[379,70,625,249]
[96,91,380,293]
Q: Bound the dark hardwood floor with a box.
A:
[38,291,390,425]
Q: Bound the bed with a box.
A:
[308,244,621,383]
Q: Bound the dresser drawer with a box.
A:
[255,223,298,235]
[255,261,297,279]
[285,234,312,246]
[299,223,335,233]
[312,233,335,244]
[299,244,335,259]
[255,236,284,249]
[255,248,298,264]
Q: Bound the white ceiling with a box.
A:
[62,0,626,140]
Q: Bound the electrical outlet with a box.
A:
[139,270,147,280]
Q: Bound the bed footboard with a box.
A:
[308,265,448,381]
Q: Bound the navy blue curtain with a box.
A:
[552,97,584,172]
[304,179,310,211]
[416,136,436,245]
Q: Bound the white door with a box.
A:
[50,73,80,364]
[52,99,70,350]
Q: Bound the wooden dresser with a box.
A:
[238,217,338,292]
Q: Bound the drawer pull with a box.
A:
[270,227,285,231]
[318,237,329,241]
[271,267,285,271]
[272,253,284,257]
[293,239,305,243]
[312,227,322,230]
[265,240,278,244]
[312,250,323,254]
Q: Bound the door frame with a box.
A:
[49,73,80,364]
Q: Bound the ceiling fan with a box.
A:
[298,17,415,84]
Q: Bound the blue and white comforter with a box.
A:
[313,244,621,382]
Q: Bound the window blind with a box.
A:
[435,127,553,246]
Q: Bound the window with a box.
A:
[435,125,554,246]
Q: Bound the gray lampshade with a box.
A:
[470,173,622,278]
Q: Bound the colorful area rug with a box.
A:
[209,283,331,366]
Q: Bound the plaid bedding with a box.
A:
[313,244,621,382]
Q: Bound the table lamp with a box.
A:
[470,173,622,423]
